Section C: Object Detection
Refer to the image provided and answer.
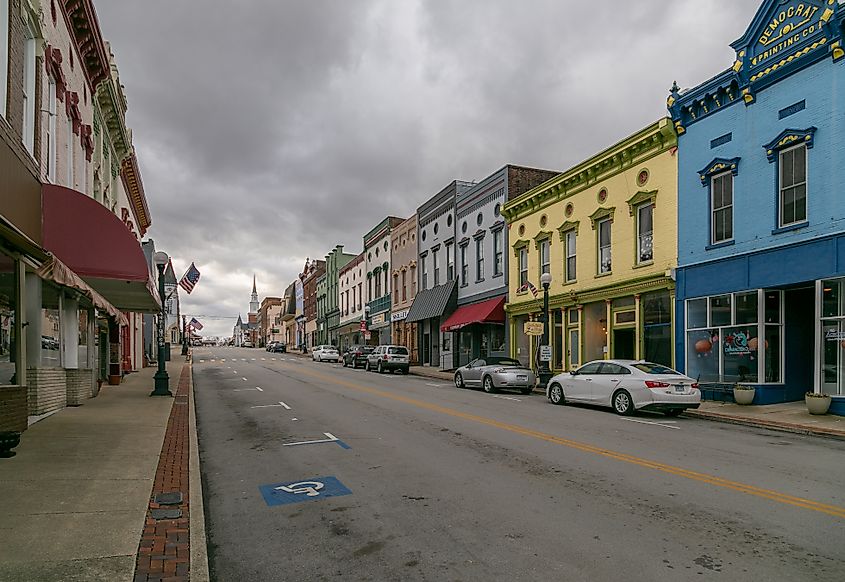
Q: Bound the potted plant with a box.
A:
[733,383,755,405]
[805,392,832,415]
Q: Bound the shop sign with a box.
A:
[359,319,367,331]
[825,330,845,341]
[524,322,544,336]
[539,345,552,362]
[723,330,751,356]
[391,309,409,322]
[371,313,385,326]
[364,332,371,340]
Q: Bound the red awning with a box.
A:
[42,184,160,312]
[440,296,506,332]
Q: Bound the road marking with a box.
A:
[251,358,256,361]
[261,358,266,361]
[491,395,522,402]
[259,476,352,506]
[241,358,246,361]
[271,358,277,361]
[295,366,845,520]
[234,388,261,392]
[242,377,248,381]
[425,383,445,388]
[620,417,681,430]
[221,359,227,362]
[282,432,351,449]
[279,401,291,410]
[291,418,299,421]
[256,387,263,392]
[199,359,205,363]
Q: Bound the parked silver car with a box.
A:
[546,360,701,416]
[454,357,535,395]
[312,345,339,363]
[365,345,410,374]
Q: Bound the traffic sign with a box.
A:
[539,345,552,362]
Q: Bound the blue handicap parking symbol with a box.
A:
[259,476,352,507]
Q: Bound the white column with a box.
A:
[62,295,79,369]
[24,272,42,368]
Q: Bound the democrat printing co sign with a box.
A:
[741,1,833,70]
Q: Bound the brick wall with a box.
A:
[27,368,67,416]
[66,368,93,406]
[0,385,27,433]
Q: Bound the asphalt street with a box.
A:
[193,347,845,582]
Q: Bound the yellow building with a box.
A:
[501,118,678,372]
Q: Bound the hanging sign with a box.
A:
[524,322,544,336]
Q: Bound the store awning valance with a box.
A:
[36,254,128,325]
[406,280,457,323]
[440,296,505,332]
[41,184,160,312]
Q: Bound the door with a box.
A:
[565,361,602,401]
[423,333,431,365]
[465,359,486,386]
[822,321,844,396]
[612,328,636,360]
[591,362,627,405]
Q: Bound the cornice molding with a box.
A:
[60,0,110,92]
[557,220,580,240]
[764,127,817,161]
[588,206,616,229]
[626,190,658,215]
[120,153,151,236]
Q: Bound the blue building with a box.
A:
[669,0,845,414]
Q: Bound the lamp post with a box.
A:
[181,314,188,356]
[151,251,172,397]
[538,272,553,389]
[362,305,371,345]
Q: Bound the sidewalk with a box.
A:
[0,354,205,582]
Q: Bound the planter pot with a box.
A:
[733,387,755,405]
[806,394,832,415]
[0,431,21,458]
[108,374,121,385]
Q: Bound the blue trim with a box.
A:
[697,157,741,182]
[771,221,809,236]
[764,127,817,163]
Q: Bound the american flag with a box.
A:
[519,281,539,298]
[179,263,201,294]
[189,317,203,331]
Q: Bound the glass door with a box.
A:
[821,320,844,396]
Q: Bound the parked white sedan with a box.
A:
[546,360,701,416]
[312,345,339,363]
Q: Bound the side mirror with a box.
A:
[569,370,577,376]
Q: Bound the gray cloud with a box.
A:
[95,0,761,338]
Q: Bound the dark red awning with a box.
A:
[42,184,160,312]
[440,296,506,332]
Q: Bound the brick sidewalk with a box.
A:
[134,364,191,581]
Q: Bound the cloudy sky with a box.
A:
[95,0,762,338]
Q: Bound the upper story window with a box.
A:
[518,248,528,287]
[475,238,485,281]
[66,117,75,188]
[393,274,399,303]
[779,145,807,227]
[433,250,440,286]
[460,244,468,286]
[22,31,37,155]
[445,242,454,281]
[46,78,57,181]
[711,172,733,244]
[421,255,428,290]
[401,270,407,301]
[0,0,8,120]
[637,203,654,263]
[539,239,550,276]
[598,219,612,274]
[493,229,503,277]
[564,230,576,283]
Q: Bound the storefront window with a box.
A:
[821,279,845,396]
[78,309,89,367]
[642,291,671,367]
[491,327,505,353]
[553,309,563,369]
[686,290,782,383]
[0,252,17,385]
[569,329,580,368]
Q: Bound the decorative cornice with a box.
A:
[96,80,131,162]
[588,206,615,229]
[697,158,741,184]
[557,220,580,240]
[61,0,110,92]
[472,229,486,241]
[626,190,658,215]
[120,153,151,236]
[501,119,676,223]
[512,239,530,257]
[764,127,817,162]
[532,230,552,249]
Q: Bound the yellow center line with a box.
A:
[296,365,845,520]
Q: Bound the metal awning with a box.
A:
[36,254,128,325]
[406,280,457,323]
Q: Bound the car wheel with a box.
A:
[548,383,565,405]
[483,376,497,394]
[612,389,635,415]
[454,373,465,388]
[520,387,533,395]
[665,409,684,417]
[378,361,384,374]
[352,360,358,369]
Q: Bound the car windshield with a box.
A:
[387,347,408,355]
[490,358,522,367]
[632,362,681,375]
[361,346,374,353]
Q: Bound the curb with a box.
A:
[685,409,845,441]
[189,363,211,581]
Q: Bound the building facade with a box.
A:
[502,119,678,373]
[669,0,845,414]
[301,258,326,349]
[406,181,474,368]
[258,296,281,347]
[364,217,403,345]
[323,245,356,347]
[446,165,560,368]
[390,215,419,363]
[337,253,366,351]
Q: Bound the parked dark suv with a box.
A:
[342,345,374,369]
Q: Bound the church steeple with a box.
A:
[249,275,259,314]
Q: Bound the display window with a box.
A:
[821,279,845,396]
[0,252,18,386]
[686,290,783,384]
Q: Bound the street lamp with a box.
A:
[538,272,553,389]
[181,314,188,356]
[151,251,172,397]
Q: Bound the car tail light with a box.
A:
[691,383,699,390]
[383,354,388,360]
[355,351,362,356]
[645,381,671,388]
